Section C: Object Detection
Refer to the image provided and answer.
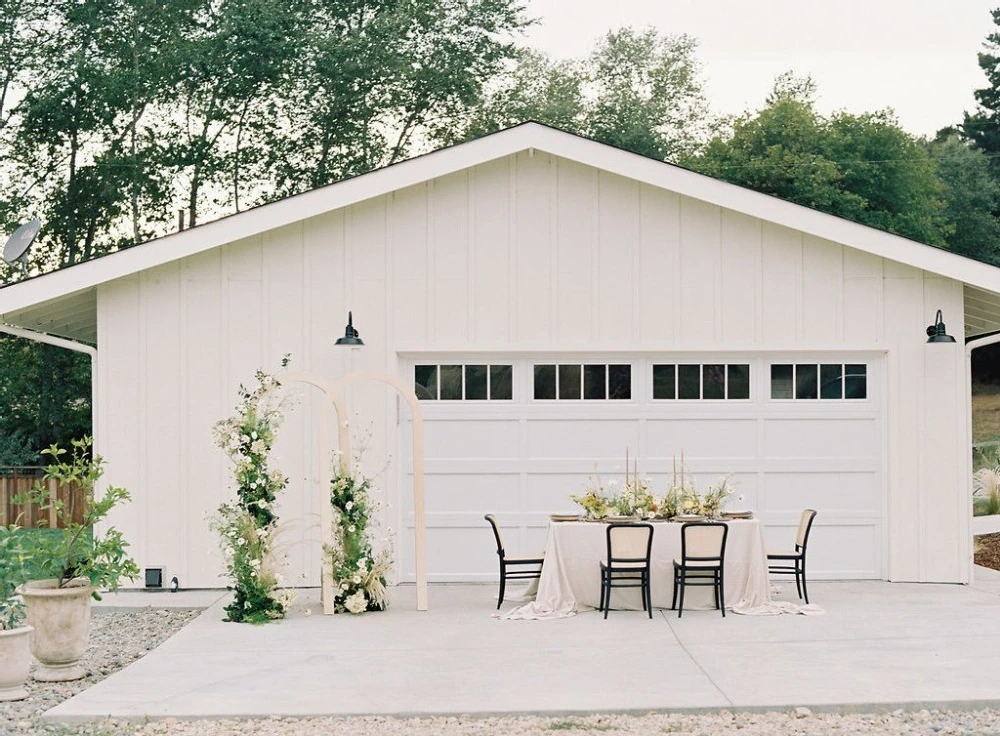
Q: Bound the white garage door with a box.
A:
[398,355,883,582]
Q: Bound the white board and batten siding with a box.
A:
[95,149,969,589]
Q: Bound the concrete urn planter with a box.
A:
[20,578,92,682]
[0,625,33,701]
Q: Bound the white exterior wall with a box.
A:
[95,150,969,588]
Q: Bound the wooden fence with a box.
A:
[0,467,86,528]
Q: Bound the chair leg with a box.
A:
[602,573,610,620]
[794,565,802,600]
[677,571,686,618]
[497,566,506,610]
[800,561,810,605]
[671,571,678,611]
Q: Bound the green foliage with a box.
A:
[930,134,1000,266]
[213,368,291,623]
[0,335,92,465]
[691,76,951,246]
[974,448,1000,517]
[0,0,530,276]
[0,525,29,629]
[961,8,1000,177]
[328,463,391,614]
[14,437,139,595]
[460,26,711,160]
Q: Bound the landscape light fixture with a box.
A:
[925,309,956,343]
[335,311,364,346]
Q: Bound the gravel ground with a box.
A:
[975,533,1000,571]
[5,609,1000,736]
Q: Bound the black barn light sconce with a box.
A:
[926,309,956,343]
[335,311,364,346]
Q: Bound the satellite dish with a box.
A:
[2,219,41,275]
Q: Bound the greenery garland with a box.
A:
[212,367,292,623]
[328,460,391,614]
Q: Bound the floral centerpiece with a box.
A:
[569,458,738,520]
[327,459,392,614]
[212,366,292,623]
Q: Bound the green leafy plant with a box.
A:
[212,367,292,623]
[15,437,139,597]
[974,450,1000,517]
[0,525,28,629]
[327,459,391,614]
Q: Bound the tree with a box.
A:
[930,133,1000,265]
[457,26,712,161]
[268,0,531,195]
[692,76,951,246]
[961,8,1000,175]
[0,336,91,465]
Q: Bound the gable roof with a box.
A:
[4,121,1000,343]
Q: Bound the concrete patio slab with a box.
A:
[45,575,1000,723]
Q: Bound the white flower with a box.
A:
[345,590,368,614]
[251,431,259,439]
[352,575,361,584]
[345,501,354,510]
[348,525,356,533]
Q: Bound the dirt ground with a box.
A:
[975,533,1000,571]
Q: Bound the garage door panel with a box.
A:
[424,419,520,458]
[763,417,877,458]
[424,473,519,513]
[763,472,880,514]
[524,473,594,512]
[526,419,640,457]
[645,419,758,457]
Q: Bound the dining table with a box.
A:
[503,517,773,619]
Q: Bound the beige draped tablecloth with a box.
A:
[502,519,776,619]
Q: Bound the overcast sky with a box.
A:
[524,0,997,137]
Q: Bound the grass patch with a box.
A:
[973,388,1000,445]
[975,494,1000,517]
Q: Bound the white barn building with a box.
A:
[2,123,998,590]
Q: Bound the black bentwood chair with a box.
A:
[484,514,544,609]
[767,509,818,604]
[599,522,655,619]
[671,521,729,618]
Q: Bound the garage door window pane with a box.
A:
[584,364,607,400]
[440,365,463,400]
[608,365,631,399]
[703,364,725,399]
[771,364,793,399]
[820,364,843,399]
[795,364,818,399]
[534,364,556,400]
[653,365,676,399]
[414,365,438,400]
[465,365,487,400]
[678,365,700,399]
[490,365,512,400]
[558,365,581,399]
[845,364,867,399]
[728,364,750,399]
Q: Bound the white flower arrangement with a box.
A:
[211,365,292,623]
[326,455,393,615]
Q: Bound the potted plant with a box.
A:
[16,437,139,681]
[0,525,32,701]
